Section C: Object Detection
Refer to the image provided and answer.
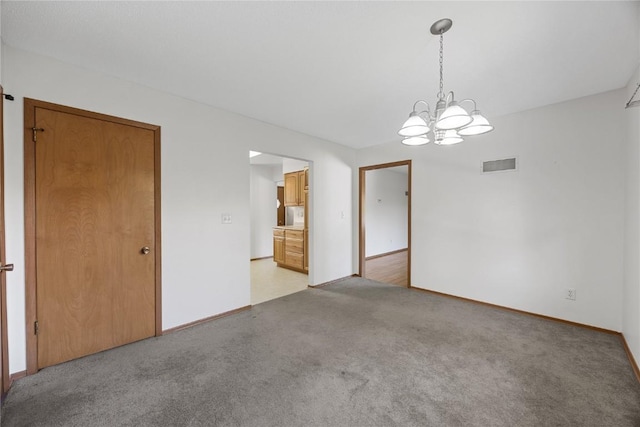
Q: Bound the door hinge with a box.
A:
[34,320,39,335]
[31,127,44,143]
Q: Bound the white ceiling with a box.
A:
[2,1,638,149]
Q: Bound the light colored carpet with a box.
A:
[2,277,639,426]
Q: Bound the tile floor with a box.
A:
[250,258,308,305]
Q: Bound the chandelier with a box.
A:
[399,19,494,146]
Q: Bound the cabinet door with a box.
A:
[284,173,298,206]
[286,235,303,253]
[285,251,304,269]
[297,171,305,206]
[273,235,285,263]
[304,228,309,271]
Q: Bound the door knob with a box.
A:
[0,263,14,272]
[140,247,151,255]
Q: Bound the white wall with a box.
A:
[250,164,278,259]
[365,168,408,257]
[356,89,626,331]
[624,66,640,366]
[2,45,354,374]
[0,3,3,83]
[282,158,308,174]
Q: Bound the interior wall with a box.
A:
[0,3,3,83]
[282,158,308,174]
[250,164,278,259]
[355,89,626,331]
[2,45,354,374]
[624,66,640,366]
[365,168,408,257]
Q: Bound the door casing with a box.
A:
[359,160,412,286]
[0,86,9,394]
[24,99,162,375]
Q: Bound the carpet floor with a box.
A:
[2,277,639,426]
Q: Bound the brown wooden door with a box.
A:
[277,186,285,226]
[33,105,157,369]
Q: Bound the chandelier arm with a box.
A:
[412,100,431,113]
[459,98,478,111]
[411,100,432,120]
[445,91,455,104]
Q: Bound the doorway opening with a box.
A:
[359,160,411,287]
[249,152,311,304]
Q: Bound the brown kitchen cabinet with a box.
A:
[298,170,306,207]
[284,169,307,207]
[284,172,299,206]
[303,228,309,271]
[273,228,285,264]
[273,227,307,274]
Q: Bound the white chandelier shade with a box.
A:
[436,101,473,130]
[457,110,494,136]
[399,18,493,146]
[398,113,430,137]
[401,135,430,146]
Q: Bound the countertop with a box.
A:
[274,225,304,230]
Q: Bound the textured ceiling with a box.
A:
[2,1,638,149]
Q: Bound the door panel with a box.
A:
[284,172,298,206]
[35,107,156,369]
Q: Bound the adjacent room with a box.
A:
[360,162,411,287]
[1,1,640,425]
[250,151,310,304]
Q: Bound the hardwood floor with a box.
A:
[364,249,408,287]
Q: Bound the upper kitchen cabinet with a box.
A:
[284,172,298,206]
[284,169,307,207]
[298,170,306,207]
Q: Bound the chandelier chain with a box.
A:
[438,32,444,100]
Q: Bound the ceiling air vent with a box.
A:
[483,158,516,173]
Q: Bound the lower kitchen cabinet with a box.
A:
[273,227,307,273]
[273,229,285,264]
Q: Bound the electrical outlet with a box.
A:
[221,214,232,224]
[566,288,576,300]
